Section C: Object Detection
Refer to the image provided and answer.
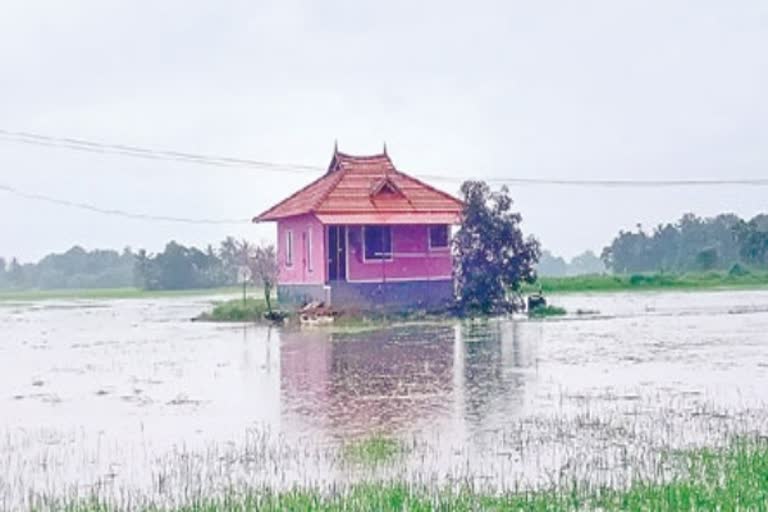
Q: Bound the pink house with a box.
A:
[253,146,464,309]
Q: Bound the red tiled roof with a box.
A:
[315,212,460,225]
[253,149,464,223]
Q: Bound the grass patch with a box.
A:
[196,298,270,322]
[342,435,403,466]
[522,270,768,294]
[528,304,567,318]
[0,287,240,302]
[48,439,768,511]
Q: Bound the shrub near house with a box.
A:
[453,181,540,314]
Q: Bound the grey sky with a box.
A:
[1,1,766,262]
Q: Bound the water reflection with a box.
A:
[4,291,768,506]
[279,320,537,440]
[459,320,539,428]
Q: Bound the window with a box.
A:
[306,229,313,272]
[285,230,293,266]
[363,225,392,260]
[429,225,449,249]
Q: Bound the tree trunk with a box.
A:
[264,283,273,314]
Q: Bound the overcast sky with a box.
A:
[1,1,766,262]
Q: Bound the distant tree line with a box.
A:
[133,237,275,291]
[537,250,606,277]
[0,237,275,291]
[601,213,768,273]
[3,210,767,291]
[0,247,135,290]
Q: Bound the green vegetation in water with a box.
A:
[342,435,403,465]
[50,439,768,511]
[523,268,768,294]
[528,304,567,318]
[198,298,270,322]
[0,287,240,302]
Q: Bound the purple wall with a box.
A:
[345,225,452,283]
[277,214,326,285]
[275,219,453,287]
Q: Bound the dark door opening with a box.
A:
[327,225,347,281]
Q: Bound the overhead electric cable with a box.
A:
[0,129,325,174]
[2,128,768,187]
[413,174,768,187]
[0,183,249,224]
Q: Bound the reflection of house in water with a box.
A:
[280,325,455,437]
[456,320,538,426]
[278,320,539,439]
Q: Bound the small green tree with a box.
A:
[454,181,540,314]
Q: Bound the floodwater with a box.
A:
[1,290,768,508]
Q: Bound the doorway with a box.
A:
[327,225,347,281]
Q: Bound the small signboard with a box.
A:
[237,266,252,284]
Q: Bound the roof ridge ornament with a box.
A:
[370,175,402,197]
[253,142,463,222]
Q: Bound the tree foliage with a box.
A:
[1,238,276,292]
[453,181,540,314]
[133,241,225,290]
[0,248,134,289]
[735,215,768,267]
[601,213,748,273]
[133,239,275,291]
[538,250,605,277]
[537,250,568,277]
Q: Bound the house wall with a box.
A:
[330,280,454,311]
[346,225,452,283]
[277,284,329,305]
[277,214,326,285]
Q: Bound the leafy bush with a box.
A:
[454,181,540,314]
[208,299,268,322]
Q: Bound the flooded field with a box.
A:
[2,290,768,509]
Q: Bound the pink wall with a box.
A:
[277,214,326,285]
[346,225,452,282]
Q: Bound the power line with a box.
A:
[0,129,324,174]
[0,183,250,225]
[419,175,768,187]
[3,128,768,187]
[2,128,768,225]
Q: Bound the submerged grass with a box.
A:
[523,270,768,294]
[342,435,403,465]
[49,439,768,511]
